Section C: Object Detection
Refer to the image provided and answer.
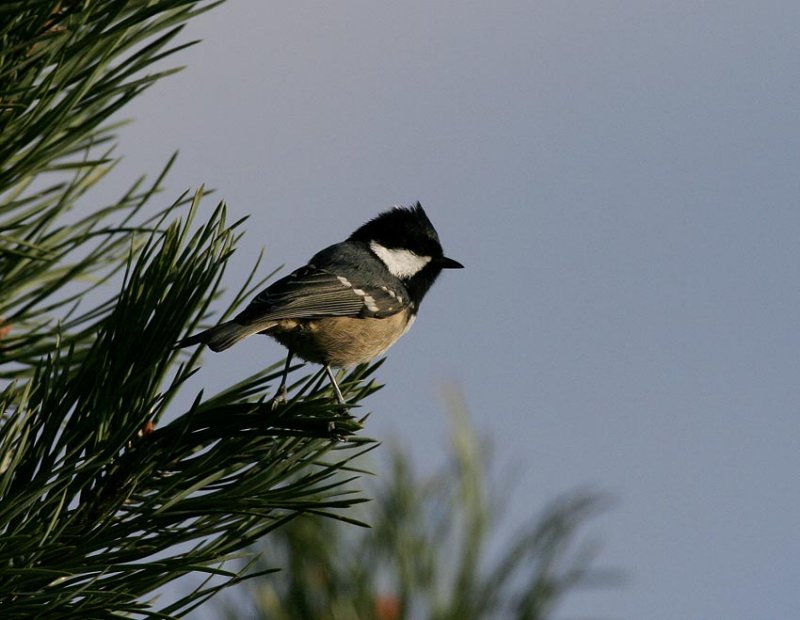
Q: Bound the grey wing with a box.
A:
[232,265,408,325]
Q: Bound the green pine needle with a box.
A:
[0,3,378,618]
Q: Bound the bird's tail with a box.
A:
[177,320,272,352]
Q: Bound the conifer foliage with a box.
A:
[0,3,608,618]
[220,404,612,620]
[0,2,376,617]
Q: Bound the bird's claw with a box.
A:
[270,385,288,410]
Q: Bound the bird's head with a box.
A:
[349,202,463,306]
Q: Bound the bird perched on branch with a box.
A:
[178,203,462,403]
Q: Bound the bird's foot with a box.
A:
[270,385,288,410]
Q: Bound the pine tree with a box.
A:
[0,2,377,617]
[1,4,611,618]
[218,401,614,620]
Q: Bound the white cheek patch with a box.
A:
[370,242,432,279]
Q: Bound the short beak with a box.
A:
[440,256,464,269]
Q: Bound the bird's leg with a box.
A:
[325,365,346,404]
[271,351,293,409]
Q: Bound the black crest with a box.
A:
[349,202,444,258]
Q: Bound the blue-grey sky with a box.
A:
[113,2,799,618]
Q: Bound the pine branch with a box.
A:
[0,190,382,618]
[0,3,384,617]
[0,0,217,375]
[219,405,617,620]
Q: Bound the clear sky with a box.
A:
[112,2,799,618]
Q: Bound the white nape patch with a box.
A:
[370,242,431,279]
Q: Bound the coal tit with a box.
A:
[178,202,463,403]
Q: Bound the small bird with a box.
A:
[178,203,462,403]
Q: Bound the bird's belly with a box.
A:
[267,313,412,367]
